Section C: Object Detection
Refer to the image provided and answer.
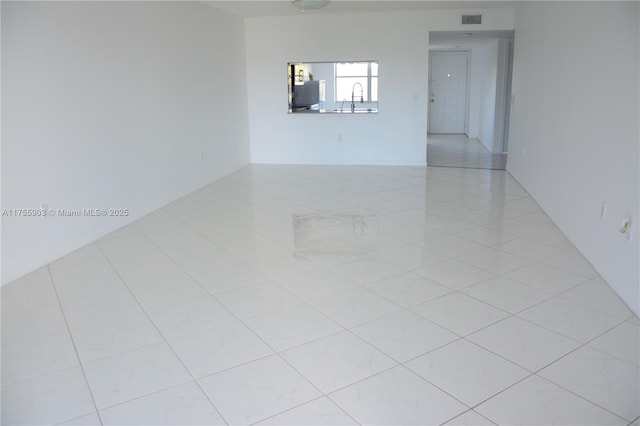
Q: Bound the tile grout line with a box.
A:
[461,317,634,423]
[5,164,636,425]
[123,218,351,424]
[45,265,104,426]
[92,242,234,425]
[191,170,626,425]
[150,182,453,425]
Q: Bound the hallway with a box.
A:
[427,134,507,170]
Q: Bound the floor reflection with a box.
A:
[292,213,378,261]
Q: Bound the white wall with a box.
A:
[479,41,498,152]
[467,40,499,152]
[467,49,482,138]
[492,38,510,154]
[508,1,639,315]
[245,9,514,165]
[1,1,251,284]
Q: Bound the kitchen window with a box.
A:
[335,61,378,103]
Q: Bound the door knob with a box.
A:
[430,99,435,102]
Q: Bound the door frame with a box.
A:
[501,38,515,153]
[427,50,471,135]
[491,38,515,154]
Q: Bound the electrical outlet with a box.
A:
[337,134,343,143]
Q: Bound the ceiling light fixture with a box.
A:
[292,0,329,12]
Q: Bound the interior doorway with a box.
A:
[427,30,515,170]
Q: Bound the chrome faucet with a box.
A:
[351,82,364,113]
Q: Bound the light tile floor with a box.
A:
[427,134,507,170]
[2,164,638,425]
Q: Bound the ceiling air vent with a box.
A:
[462,14,482,25]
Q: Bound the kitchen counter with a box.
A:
[289,107,378,114]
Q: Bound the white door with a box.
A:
[429,52,468,134]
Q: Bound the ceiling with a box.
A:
[205,1,517,18]
[204,1,516,50]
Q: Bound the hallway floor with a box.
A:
[2,164,638,425]
[427,134,508,170]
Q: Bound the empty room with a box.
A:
[2,1,638,425]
